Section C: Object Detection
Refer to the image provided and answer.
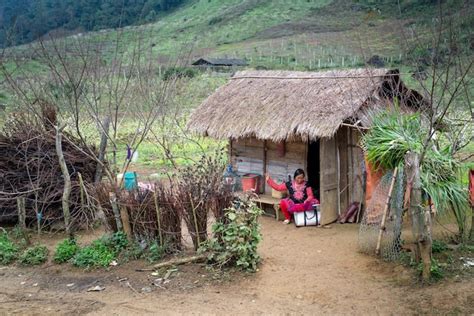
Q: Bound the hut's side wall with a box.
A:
[231,137,306,194]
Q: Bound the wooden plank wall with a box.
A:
[320,136,339,225]
[231,138,307,194]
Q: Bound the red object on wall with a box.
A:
[276,141,286,157]
[364,157,384,205]
[242,174,261,194]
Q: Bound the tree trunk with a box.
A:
[95,116,110,184]
[405,152,432,281]
[55,127,72,236]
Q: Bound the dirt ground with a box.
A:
[1,217,473,315]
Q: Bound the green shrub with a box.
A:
[146,241,166,263]
[119,241,144,263]
[102,231,129,255]
[432,240,448,254]
[0,233,19,265]
[162,67,198,81]
[54,238,79,263]
[200,198,263,272]
[72,232,128,268]
[73,240,115,268]
[19,245,49,265]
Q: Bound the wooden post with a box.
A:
[263,140,267,194]
[405,152,432,281]
[55,126,72,235]
[153,189,163,247]
[109,192,123,231]
[120,205,133,241]
[17,197,26,229]
[375,167,398,256]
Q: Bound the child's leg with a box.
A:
[279,199,291,221]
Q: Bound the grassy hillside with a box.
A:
[80,0,470,69]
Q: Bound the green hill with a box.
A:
[2,0,472,71]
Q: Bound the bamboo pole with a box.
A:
[152,254,207,269]
[375,167,399,256]
[153,188,163,247]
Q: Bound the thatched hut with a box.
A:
[188,68,424,225]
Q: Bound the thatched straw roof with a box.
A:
[188,68,422,141]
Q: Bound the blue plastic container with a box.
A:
[124,171,138,191]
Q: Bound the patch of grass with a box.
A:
[54,238,80,263]
[18,245,49,266]
[73,232,128,268]
[0,232,19,265]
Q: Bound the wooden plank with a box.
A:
[351,129,365,211]
[320,136,339,225]
[337,127,349,215]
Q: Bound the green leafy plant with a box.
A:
[200,198,263,272]
[73,240,115,268]
[18,245,49,265]
[0,232,19,265]
[119,241,144,263]
[146,241,166,263]
[432,239,448,254]
[54,238,80,263]
[418,258,444,280]
[72,232,129,268]
[361,109,470,240]
[102,231,129,254]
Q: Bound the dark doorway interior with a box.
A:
[307,140,320,199]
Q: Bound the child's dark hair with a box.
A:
[294,169,305,179]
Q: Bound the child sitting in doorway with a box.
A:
[266,169,319,224]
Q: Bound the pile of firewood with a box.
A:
[0,108,99,229]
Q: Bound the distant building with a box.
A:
[192,57,248,69]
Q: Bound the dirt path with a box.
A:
[1,217,473,315]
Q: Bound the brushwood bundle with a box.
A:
[0,110,99,229]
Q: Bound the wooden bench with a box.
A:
[254,194,285,221]
[235,192,284,221]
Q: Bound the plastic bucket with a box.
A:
[124,171,138,191]
[242,174,260,193]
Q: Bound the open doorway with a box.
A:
[307,140,320,199]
